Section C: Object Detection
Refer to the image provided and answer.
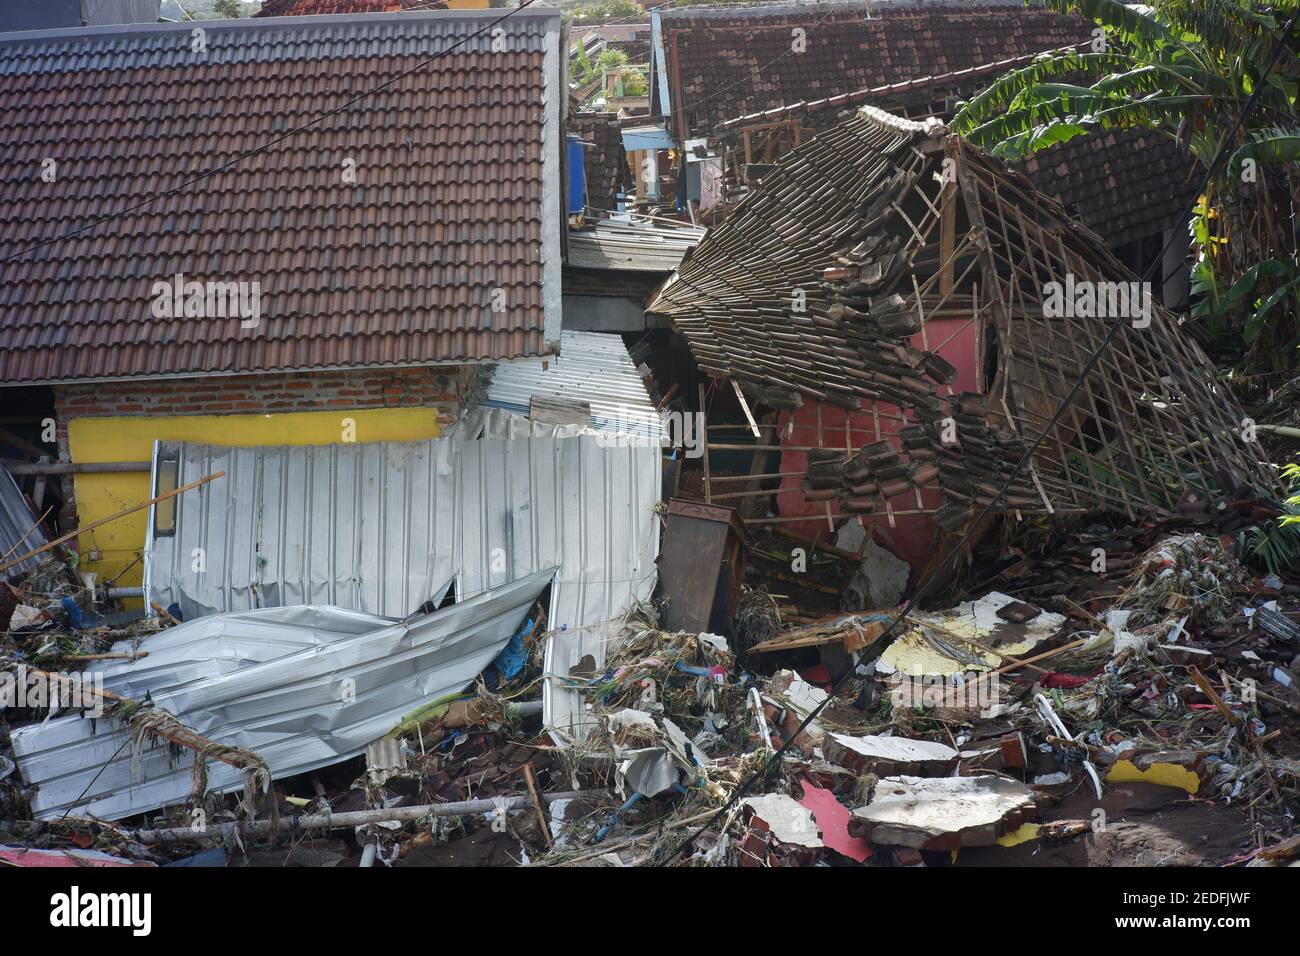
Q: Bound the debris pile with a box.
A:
[2,466,1298,870]
[520,520,1300,866]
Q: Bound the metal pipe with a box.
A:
[505,700,543,718]
[2,460,151,475]
[134,789,601,845]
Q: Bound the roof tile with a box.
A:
[659,1,1093,140]
[0,11,559,384]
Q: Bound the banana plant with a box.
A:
[952,0,1299,361]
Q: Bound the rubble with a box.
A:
[848,775,1039,849]
[2,486,1296,872]
[824,733,958,777]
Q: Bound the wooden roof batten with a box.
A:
[648,106,1280,524]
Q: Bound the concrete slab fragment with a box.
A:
[849,774,1038,850]
[825,733,957,776]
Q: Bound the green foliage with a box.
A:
[953,0,1300,355]
[597,48,630,72]
[1229,126,1300,176]
[571,42,649,107]
[1197,258,1300,345]
[1241,461,1300,575]
[570,41,595,85]
[622,70,649,97]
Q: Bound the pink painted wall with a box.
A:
[775,315,982,573]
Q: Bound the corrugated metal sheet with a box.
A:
[0,463,48,576]
[567,220,706,273]
[482,329,664,440]
[144,434,660,631]
[11,570,552,821]
[543,621,620,744]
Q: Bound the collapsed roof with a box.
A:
[648,107,1277,523]
[717,50,1198,251]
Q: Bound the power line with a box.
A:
[1,0,542,266]
[661,10,1300,866]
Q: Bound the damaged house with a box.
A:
[648,106,1278,572]
[0,8,667,823]
[0,1,1296,877]
[0,10,567,599]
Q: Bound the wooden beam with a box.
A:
[731,379,761,437]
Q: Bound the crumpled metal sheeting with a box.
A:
[481,329,665,440]
[11,570,553,821]
[145,434,660,630]
[75,603,417,703]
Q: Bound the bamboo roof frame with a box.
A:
[648,107,1280,519]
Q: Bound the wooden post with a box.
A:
[939,145,957,297]
[698,383,712,503]
[133,790,600,845]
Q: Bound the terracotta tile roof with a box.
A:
[657,1,1094,141]
[569,111,632,211]
[1022,128,1198,247]
[0,10,562,385]
[718,45,1086,132]
[717,51,1198,247]
[256,0,443,15]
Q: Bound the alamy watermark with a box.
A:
[595,404,706,459]
[50,887,151,936]
[0,666,105,717]
[890,671,1002,710]
[150,273,261,329]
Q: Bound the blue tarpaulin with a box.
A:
[567,135,586,214]
[486,613,535,689]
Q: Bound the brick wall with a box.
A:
[54,365,473,423]
[49,364,480,537]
